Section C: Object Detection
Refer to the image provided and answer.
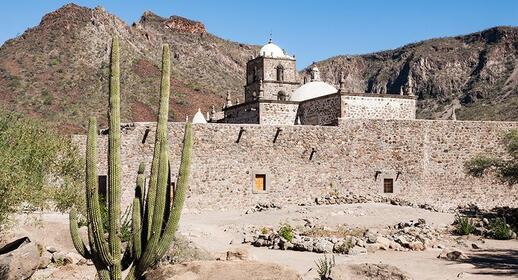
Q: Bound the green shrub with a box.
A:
[464,129,518,185]
[315,255,335,280]
[455,215,475,235]
[0,110,82,228]
[464,156,498,177]
[279,224,294,242]
[491,218,512,240]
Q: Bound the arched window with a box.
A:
[276,65,284,82]
[277,91,287,101]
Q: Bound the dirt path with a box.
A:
[179,203,518,280]
[4,203,518,279]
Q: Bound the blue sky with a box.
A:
[1,0,517,68]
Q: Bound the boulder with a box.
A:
[313,239,334,253]
[365,230,378,243]
[348,246,367,256]
[437,249,468,261]
[331,263,412,280]
[0,237,42,280]
[408,241,425,251]
[376,237,391,250]
[144,260,302,280]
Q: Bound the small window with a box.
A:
[255,174,266,192]
[276,65,284,81]
[383,178,394,193]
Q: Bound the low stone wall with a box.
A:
[72,119,518,212]
[341,94,416,120]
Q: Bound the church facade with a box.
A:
[74,39,518,212]
[205,40,416,126]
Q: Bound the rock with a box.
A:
[46,246,58,254]
[365,243,381,253]
[471,243,481,249]
[226,247,250,261]
[348,246,367,256]
[331,263,412,280]
[66,252,85,264]
[334,238,354,254]
[395,236,410,247]
[144,260,301,280]
[38,251,52,269]
[313,239,334,253]
[278,238,293,250]
[52,252,73,265]
[376,237,391,250]
[0,238,41,280]
[437,249,468,261]
[292,237,313,252]
[409,241,425,251]
[365,230,378,243]
[389,241,403,251]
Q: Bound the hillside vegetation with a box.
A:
[0,4,517,133]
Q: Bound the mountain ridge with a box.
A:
[0,4,517,133]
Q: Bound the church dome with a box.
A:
[291,64,336,102]
[192,108,207,124]
[291,81,337,102]
[259,39,289,58]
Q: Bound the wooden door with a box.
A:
[255,174,266,192]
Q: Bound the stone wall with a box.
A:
[341,94,416,119]
[259,102,299,125]
[72,119,518,212]
[299,94,341,125]
[223,102,259,124]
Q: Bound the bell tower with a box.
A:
[244,39,300,102]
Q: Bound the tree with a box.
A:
[0,111,82,228]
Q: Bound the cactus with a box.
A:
[69,38,192,280]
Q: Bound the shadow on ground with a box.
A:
[455,249,518,276]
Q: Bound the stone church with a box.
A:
[194,39,416,126]
[76,39,518,212]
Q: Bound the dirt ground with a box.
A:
[5,203,518,280]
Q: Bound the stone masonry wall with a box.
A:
[299,94,341,125]
[223,102,259,124]
[341,94,416,119]
[72,119,518,212]
[259,102,299,125]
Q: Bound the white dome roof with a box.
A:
[259,40,290,58]
[291,81,337,102]
[192,109,207,124]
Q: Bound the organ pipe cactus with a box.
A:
[69,37,193,280]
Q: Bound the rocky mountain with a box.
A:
[0,4,517,133]
[0,4,257,133]
[302,26,518,121]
